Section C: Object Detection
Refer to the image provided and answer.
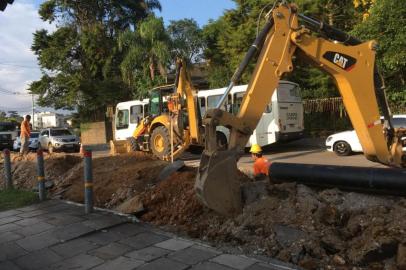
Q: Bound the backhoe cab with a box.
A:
[195,2,406,216]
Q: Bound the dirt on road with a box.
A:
[3,152,406,269]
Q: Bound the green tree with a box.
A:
[30,0,161,120]
[167,19,205,64]
[352,0,406,108]
[119,15,170,98]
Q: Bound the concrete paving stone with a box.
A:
[0,260,22,270]
[81,230,125,245]
[17,205,42,212]
[14,217,43,227]
[211,254,257,270]
[51,238,99,259]
[119,232,170,250]
[88,242,133,260]
[125,246,170,262]
[154,238,194,251]
[190,262,235,270]
[81,215,127,230]
[0,216,22,226]
[0,231,23,244]
[43,204,73,213]
[44,213,85,226]
[107,223,148,236]
[35,200,61,209]
[168,245,219,265]
[137,257,188,270]
[16,230,60,251]
[47,253,104,270]
[52,222,95,241]
[92,256,144,270]
[0,209,22,218]
[0,242,28,261]
[0,223,22,233]
[16,209,48,218]
[246,263,283,270]
[17,221,55,236]
[14,248,62,270]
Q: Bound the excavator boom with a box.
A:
[195,2,406,216]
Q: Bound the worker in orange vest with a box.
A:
[20,115,31,157]
[250,144,270,180]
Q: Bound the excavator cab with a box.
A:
[195,2,406,216]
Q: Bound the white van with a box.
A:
[197,81,304,147]
[114,99,149,141]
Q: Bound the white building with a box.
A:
[33,112,68,129]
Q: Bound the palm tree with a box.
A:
[119,15,170,89]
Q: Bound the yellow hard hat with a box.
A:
[250,144,262,154]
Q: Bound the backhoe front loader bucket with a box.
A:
[195,149,242,216]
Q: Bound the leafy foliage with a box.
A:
[167,19,205,64]
[119,15,170,98]
[30,0,161,120]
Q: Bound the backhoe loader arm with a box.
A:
[195,2,406,215]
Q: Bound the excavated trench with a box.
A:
[1,152,406,269]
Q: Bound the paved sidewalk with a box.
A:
[0,200,299,270]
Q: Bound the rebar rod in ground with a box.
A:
[3,149,12,189]
[36,149,46,200]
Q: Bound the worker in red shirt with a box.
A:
[250,144,270,180]
[20,115,31,157]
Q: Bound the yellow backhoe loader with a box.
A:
[128,59,203,160]
[195,1,406,215]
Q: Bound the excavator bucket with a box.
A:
[195,149,242,216]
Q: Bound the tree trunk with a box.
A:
[149,59,155,81]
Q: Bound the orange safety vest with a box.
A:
[253,157,270,176]
[20,120,31,138]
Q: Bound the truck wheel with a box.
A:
[333,141,352,156]
[127,137,140,152]
[216,131,228,150]
[150,126,171,160]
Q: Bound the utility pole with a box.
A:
[32,94,35,128]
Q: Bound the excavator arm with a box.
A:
[195,2,406,215]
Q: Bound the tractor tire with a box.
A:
[150,126,171,160]
[127,137,139,152]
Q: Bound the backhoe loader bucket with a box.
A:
[195,149,242,216]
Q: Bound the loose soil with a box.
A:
[3,152,406,269]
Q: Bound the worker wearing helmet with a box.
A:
[250,144,270,180]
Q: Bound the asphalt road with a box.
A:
[181,138,388,175]
[91,138,389,175]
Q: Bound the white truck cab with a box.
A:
[114,99,149,141]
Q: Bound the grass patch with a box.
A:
[0,189,39,211]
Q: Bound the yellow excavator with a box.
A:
[129,59,203,160]
[195,1,406,215]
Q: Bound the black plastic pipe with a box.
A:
[269,162,406,195]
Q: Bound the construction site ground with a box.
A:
[1,143,406,269]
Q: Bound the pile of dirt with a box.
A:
[1,152,168,210]
[53,152,167,208]
[140,168,406,269]
[0,152,81,189]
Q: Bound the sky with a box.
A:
[0,0,235,115]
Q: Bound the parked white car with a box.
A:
[13,132,40,152]
[326,115,406,156]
